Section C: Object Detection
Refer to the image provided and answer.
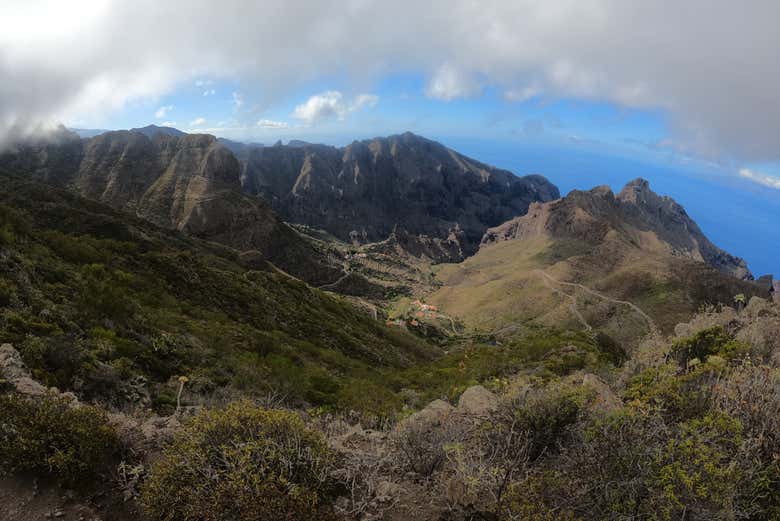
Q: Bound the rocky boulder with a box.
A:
[0,343,47,396]
[397,399,454,432]
[457,385,498,416]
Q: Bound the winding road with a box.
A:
[534,269,659,334]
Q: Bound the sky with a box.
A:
[0,0,778,274]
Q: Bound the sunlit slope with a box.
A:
[429,182,765,347]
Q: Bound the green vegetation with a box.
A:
[0,174,434,412]
[0,393,118,485]
[141,401,337,521]
[0,173,630,420]
[385,327,616,406]
[670,325,749,367]
[532,237,593,265]
[488,326,780,520]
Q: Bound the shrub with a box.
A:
[624,363,716,420]
[671,326,748,368]
[443,387,582,517]
[650,412,743,519]
[0,393,118,485]
[141,401,338,521]
[394,411,462,477]
[0,278,16,307]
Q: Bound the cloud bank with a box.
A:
[1,0,779,162]
[739,168,780,190]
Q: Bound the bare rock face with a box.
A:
[482,178,754,281]
[237,132,559,256]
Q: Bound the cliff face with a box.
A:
[482,179,753,280]
[237,132,560,256]
[0,130,341,285]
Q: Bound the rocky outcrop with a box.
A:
[482,178,754,280]
[0,343,48,396]
[365,225,466,262]
[397,399,455,431]
[617,179,752,280]
[237,132,559,256]
[456,385,498,416]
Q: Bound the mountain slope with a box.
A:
[0,171,435,409]
[430,179,765,345]
[237,132,559,256]
[483,179,752,280]
[0,130,341,285]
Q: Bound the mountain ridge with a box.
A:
[235,131,560,256]
[482,178,752,280]
[0,129,341,285]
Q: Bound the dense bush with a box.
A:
[0,393,118,485]
[671,325,748,367]
[141,401,338,521]
[443,386,583,518]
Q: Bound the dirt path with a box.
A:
[536,270,593,331]
[435,312,460,335]
[534,269,659,334]
[317,270,351,290]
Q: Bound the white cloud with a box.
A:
[160,120,177,127]
[189,117,206,126]
[293,91,344,123]
[232,92,244,110]
[292,91,378,124]
[425,63,481,101]
[202,88,216,96]
[351,94,379,110]
[257,119,289,129]
[155,105,173,119]
[739,168,780,190]
[1,0,780,162]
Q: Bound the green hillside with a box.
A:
[0,171,437,412]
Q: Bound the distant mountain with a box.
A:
[129,124,186,139]
[430,179,763,344]
[0,129,341,285]
[236,132,560,256]
[484,179,752,280]
[70,128,111,138]
[218,137,262,155]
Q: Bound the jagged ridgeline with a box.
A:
[0,127,343,286]
[225,131,560,258]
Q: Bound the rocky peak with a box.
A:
[237,132,560,255]
[482,178,753,280]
